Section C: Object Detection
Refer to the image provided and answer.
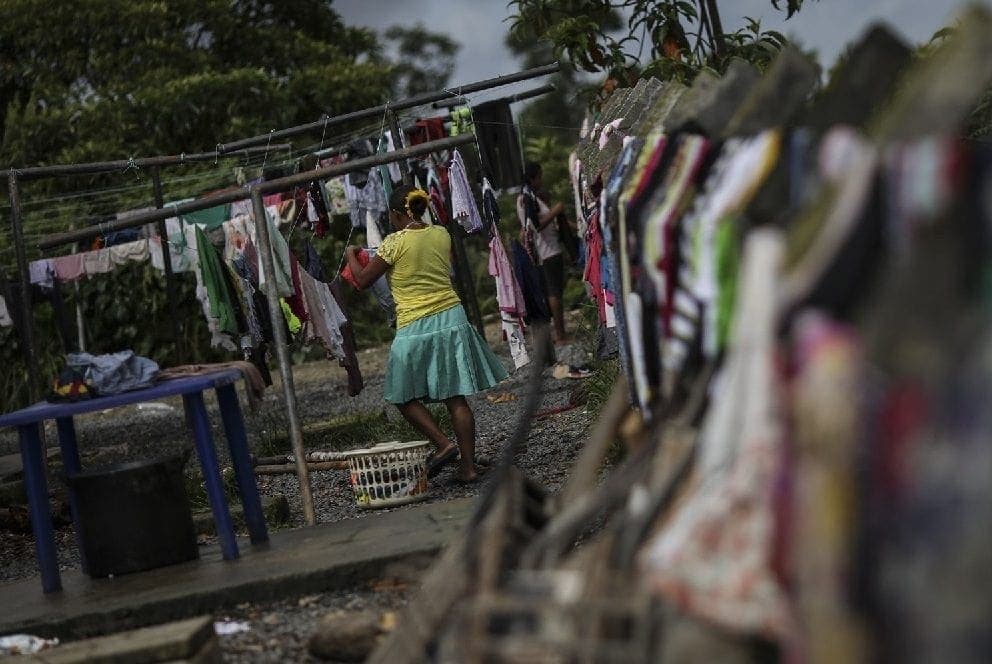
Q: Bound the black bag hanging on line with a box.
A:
[472,100,524,189]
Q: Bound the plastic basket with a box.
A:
[345,440,431,509]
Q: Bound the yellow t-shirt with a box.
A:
[377,224,462,328]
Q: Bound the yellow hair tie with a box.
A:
[405,189,430,218]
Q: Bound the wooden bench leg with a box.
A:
[20,423,61,593]
[183,392,239,560]
[215,384,269,545]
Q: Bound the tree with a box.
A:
[384,24,460,97]
[0,0,396,172]
[508,0,815,85]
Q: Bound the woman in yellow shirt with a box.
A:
[345,184,508,483]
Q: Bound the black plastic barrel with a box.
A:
[65,452,199,578]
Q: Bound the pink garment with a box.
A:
[52,253,85,282]
[488,234,527,319]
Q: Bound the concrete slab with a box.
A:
[0,497,473,641]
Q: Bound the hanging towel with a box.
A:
[82,248,113,277]
[449,150,484,233]
[29,259,55,289]
[108,239,150,265]
[194,225,239,338]
[52,254,85,282]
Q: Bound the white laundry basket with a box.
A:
[345,440,431,509]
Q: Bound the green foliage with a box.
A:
[509,0,815,86]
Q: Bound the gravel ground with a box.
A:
[217,580,412,663]
[1,314,597,581]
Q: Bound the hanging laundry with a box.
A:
[256,208,295,298]
[343,168,389,229]
[150,219,199,274]
[639,229,791,640]
[299,243,364,396]
[510,239,550,323]
[489,233,529,369]
[449,149,484,233]
[194,225,240,340]
[52,254,85,282]
[323,177,351,216]
[376,135,395,200]
[406,117,446,145]
[182,203,231,230]
[481,178,501,239]
[82,247,113,277]
[365,210,385,251]
[108,239,150,266]
[449,106,474,136]
[29,259,54,290]
[285,256,310,327]
[295,256,347,361]
[0,295,11,327]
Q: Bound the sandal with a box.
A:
[426,445,459,477]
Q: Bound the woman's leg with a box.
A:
[444,395,477,480]
[395,399,456,454]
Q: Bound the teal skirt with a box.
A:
[384,304,508,404]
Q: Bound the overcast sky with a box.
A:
[334,0,979,97]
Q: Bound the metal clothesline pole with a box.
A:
[216,62,561,154]
[7,171,40,405]
[431,83,557,109]
[249,187,316,526]
[151,166,182,358]
[0,144,293,181]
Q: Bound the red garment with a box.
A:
[429,183,449,225]
[406,117,446,145]
[341,248,370,289]
[286,256,310,324]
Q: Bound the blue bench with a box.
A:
[0,368,269,593]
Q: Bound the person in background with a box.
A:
[518,161,572,345]
[344,184,508,483]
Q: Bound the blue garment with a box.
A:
[66,351,159,395]
[510,239,550,323]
